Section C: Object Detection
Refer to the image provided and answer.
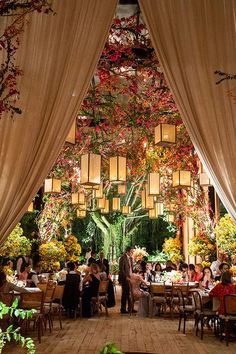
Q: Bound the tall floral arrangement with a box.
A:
[39,239,66,272]
[0,223,31,258]
[162,233,183,263]
[188,231,216,259]
[132,246,149,262]
[215,214,236,255]
[64,235,82,262]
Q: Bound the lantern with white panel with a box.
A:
[109,156,126,183]
[122,205,131,215]
[80,153,101,187]
[97,197,106,209]
[172,170,191,188]
[71,192,85,205]
[77,209,86,218]
[44,178,61,193]
[101,199,109,214]
[148,172,160,195]
[112,197,121,212]
[141,185,154,209]
[155,202,164,216]
[65,119,76,144]
[27,202,34,212]
[155,123,176,146]
[118,183,126,195]
[149,208,157,219]
[95,183,103,198]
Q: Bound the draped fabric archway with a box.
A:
[0,0,117,243]
[140,0,236,221]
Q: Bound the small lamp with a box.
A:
[44,178,61,193]
[80,153,101,186]
[172,170,191,188]
[155,123,176,146]
[109,156,126,183]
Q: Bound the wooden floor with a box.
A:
[5,286,236,354]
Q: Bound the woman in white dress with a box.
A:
[128,273,150,317]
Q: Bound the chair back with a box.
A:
[98,280,109,295]
[172,283,189,297]
[150,283,165,296]
[224,294,236,315]
[192,290,203,312]
[53,285,65,304]
[0,293,14,306]
[176,288,185,308]
[19,291,44,313]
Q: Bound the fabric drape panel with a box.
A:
[140,0,236,220]
[0,0,117,243]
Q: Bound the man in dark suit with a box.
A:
[97,251,109,275]
[88,251,97,266]
[118,246,134,314]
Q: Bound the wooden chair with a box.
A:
[192,290,217,340]
[51,284,65,329]
[149,283,167,317]
[91,280,109,317]
[38,282,56,332]
[19,291,44,343]
[127,278,140,316]
[219,294,236,346]
[176,288,195,334]
[170,283,190,319]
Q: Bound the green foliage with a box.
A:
[0,298,36,353]
[148,251,168,264]
[0,223,31,258]
[100,342,124,354]
[20,213,38,239]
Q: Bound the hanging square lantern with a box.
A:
[149,208,157,219]
[27,202,34,212]
[77,209,86,218]
[65,119,76,144]
[167,214,175,223]
[101,199,109,214]
[172,170,191,188]
[79,202,87,211]
[155,123,176,146]
[122,205,131,215]
[148,172,160,195]
[155,202,164,216]
[112,197,121,211]
[44,178,61,193]
[71,192,85,205]
[141,186,154,209]
[97,197,106,209]
[95,183,103,199]
[109,156,126,183]
[80,153,101,186]
[165,203,175,212]
[199,172,211,186]
[118,183,126,195]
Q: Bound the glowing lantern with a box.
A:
[27,202,34,212]
[71,192,85,205]
[155,202,164,216]
[141,185,154,209]
[149,209,157,219]
[165,203,175,212]
[118,184,126,195]
[199,172,211,186]
[95,183,104,199]
[148,172,160,195]
[109,156,126,183]
[101,199,109,214]
[167,214,175,223]
[155,123,176,146]
[80,153,101,186]
[44,178,61,193]
[77,209,86,218]
[65,119,76,144]
[112,197,121,211]
[172,170,191,188]
[97,197,106,209]
[122,205,131,215]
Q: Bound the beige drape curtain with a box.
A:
[140,0,236,220]
[0,0,117,243]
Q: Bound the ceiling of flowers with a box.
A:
[41,11,213,240]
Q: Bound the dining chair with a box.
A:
[170,283,190,319]
[149,283,167,317]
[192,290,217,340]
[219,294,236,346]
[91,280,109,317]
[19,290,44,343]
[176,288,195,334]
[50,284,65,329]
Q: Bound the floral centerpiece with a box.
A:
[162,234,183,263]
[215,214,236,255]
[0,223,31,258]
[162,270,183,283]
[39,239,66,272]
[64,235,82,262]
[188,231,216,259]
[132,246,149,262]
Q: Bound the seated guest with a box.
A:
[0,270,27,294]
[199,266,214,289]
[88,251,97,266]
[152,263,162,282]
[214,262,230,281]
[192,263,203,282]
[210,252,224,278]
[188,263,196,281]
[180,263,189,282]
[163,260,174,272]
[82,263,100,317]
[27,263,41,287]
[62,262,81,318]
[18,263,31,281]
[209,271,236,314]
[128,273,150,317]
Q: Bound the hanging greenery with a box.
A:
[0,223,31,258]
